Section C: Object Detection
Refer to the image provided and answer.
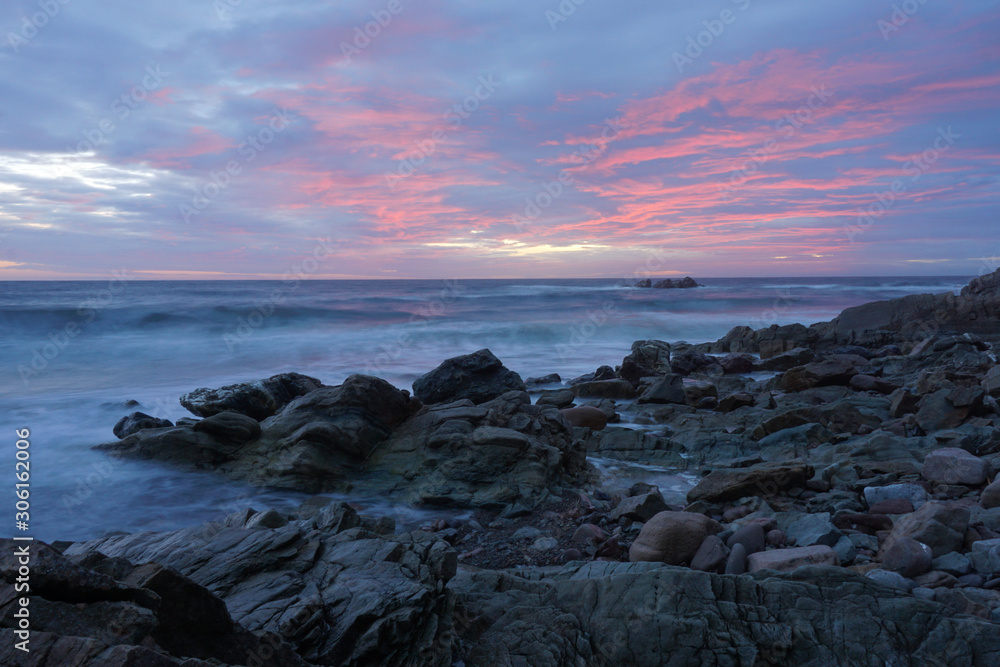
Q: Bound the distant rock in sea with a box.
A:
[634,276,701,288]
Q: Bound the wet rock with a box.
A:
[413,348,525,405]
[536,389,575,408]
[628,511,723,565]
[113,412,173,439]
[559,406,608,430]
[687,463,814,504]
[881,537,934,578]
[922,447,988,485]
[618,340,672,387]
[637,374,685,404]
[747,545,839,572]
[179,372,322,420]
[524,373,561,387]
[683,379,718,406]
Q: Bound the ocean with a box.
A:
[0,276,971,541]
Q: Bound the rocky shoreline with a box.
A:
[3,269,1000,665]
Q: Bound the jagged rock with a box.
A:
[717,392,755,413]
[65,506,456,666]
[785,513,842,548]
[883,501,970,557]
[113,412,173,439]
[618,340,672,387]
[179,372,322,420]
[413,349,525,405]
[670,351,716,376]
[637,374,685,404]
[780,356,861,392]
[687,463,814,503]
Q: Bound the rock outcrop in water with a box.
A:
[634,276,701,289]
[70,268,1000,665]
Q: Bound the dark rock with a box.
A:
[759,347,815,371]
[724,543,748,574]
[560,406,608,430]
[718,392,755,412]
[850,374,899,394]
[883,501,970,557]
[780,356,861,392]
[571,524,606,546]
[413,349,524,405]
[982,478,1000,509]
[572,379,636,399]
[671,351,715,376]
[535,388,575,408]
[191,411,261,444]
[618,340,672,387]
[610,491,668,522]
[881,537,934,578]
[766,529,787,548]
[747,545,839,572]
[726,524,766,555]
[889,388,921,418]
[113,412,173,439]
[629,511,722,565]
[637,374,685,404]
[691,535,729,572]
[687,463,814,503]
[869,498,914,514]
[786,513,842,548]
[179,372,322,420]
[524,373,561,387]
[719,353,756,374]
[634,278,652,288]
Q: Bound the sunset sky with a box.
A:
[0,0,998,279]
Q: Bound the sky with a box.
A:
[0,0,998,279]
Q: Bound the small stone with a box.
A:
[561,548,583,563]
[571,524,606,546]
[530,537,559,551]
[512,527,542,541]
[765,529,787,548]
[747,545,839,572]
[833,535,858,565]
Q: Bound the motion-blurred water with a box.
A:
[0,276,970,540]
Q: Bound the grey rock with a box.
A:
[970,539,1000,576]
[531,537,560,551]
[113,412,173,439]
[726,524,766,556]
[618,340,672,387]
[691,535,729,572]
[865,569,915,592]
[512,527,542,541]
[832,535,858,565]
[413,348,525,405]
[883,501,970,557]
[786,513,843,548]
[932,552,973,577]
[637,374,685,404]
[864,483,929,510]
[535,388,575,408]
[724,542,747,574]
[922,447,988,486]
[609,491,668,522]
[180,372,322,419]
[747,545,839,572]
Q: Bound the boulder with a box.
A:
[610,491,668,522]
[726,524,766,556]
[413,349,524,405]
[883,501,970,557]
[628,511,722,565]
[687,463,814,503]
[652,278,674,288]
[717,392,755,413]
[922,447,988,486]
[637,374,685,404]
[725,543,748,574]
[970,539,1000,576]
[863,483,928,510]
[881,537,934,578]
[759,347,815,371]
[559,406,608,430]
[179,372,322,420]
[785,513,842,548]
[670,351,716,376]
[780,357,860,392]
[719,353,756,374]
[850,375,899,394]
[690,535,729,572]
[572,379,637,399]
[865,569,915,592]
[113,412,173,439]
[982,478,1000,509]
[618,340,672,387]
[747,545,839,572]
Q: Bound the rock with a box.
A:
[571,524,606,546]
[916,389,969,433]
[192,410,261,443]
[683,379,718,406]
[850,375,899,394]
[883,501,970,557]
[113,412,173,438]
[524,373,561,387]
[610,491,668,522]
[922,447,988,485]
[933,552,973,577]
[766,529,787,548]
[865,569,914,592]
[983,366,1000,397]
[757,324,812,359]
[512,526,543,541]
[881,537,934,578]
[970,539,1000,576]
[719,353,756,374]
[786,513,842,548]
[780,357,860,392]
[869,498,914,514]
[179,372,322,420]
[690,535,729,572]
[536,389,575,408]
[747,545,839,572]
[982,478,1000,509]
[0,539,306,667]
[912,571,959,589]
[679,276,700,288]
[618,340,672,387]
[637,374,685,404]
[687,463,814,504]
[561,548,583,563]
[634,278,651,287]
[726,524,766,555]
[628,511,722,565]
[759,347,815,371]
[833,535,858,565]
[572,379,637,399]
[413,349,525,405]
[718,392,755,413]
[864,483,928,510]
[725,542,748,574]
[889,388,921,418]
[531,537,559,551]
[670,351,716,376]
[559,406,608,430]
[652,278,674,288]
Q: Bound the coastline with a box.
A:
[3,269,1000,665]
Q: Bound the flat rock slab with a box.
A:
[687,463,814,503]
[747,545,839,572]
